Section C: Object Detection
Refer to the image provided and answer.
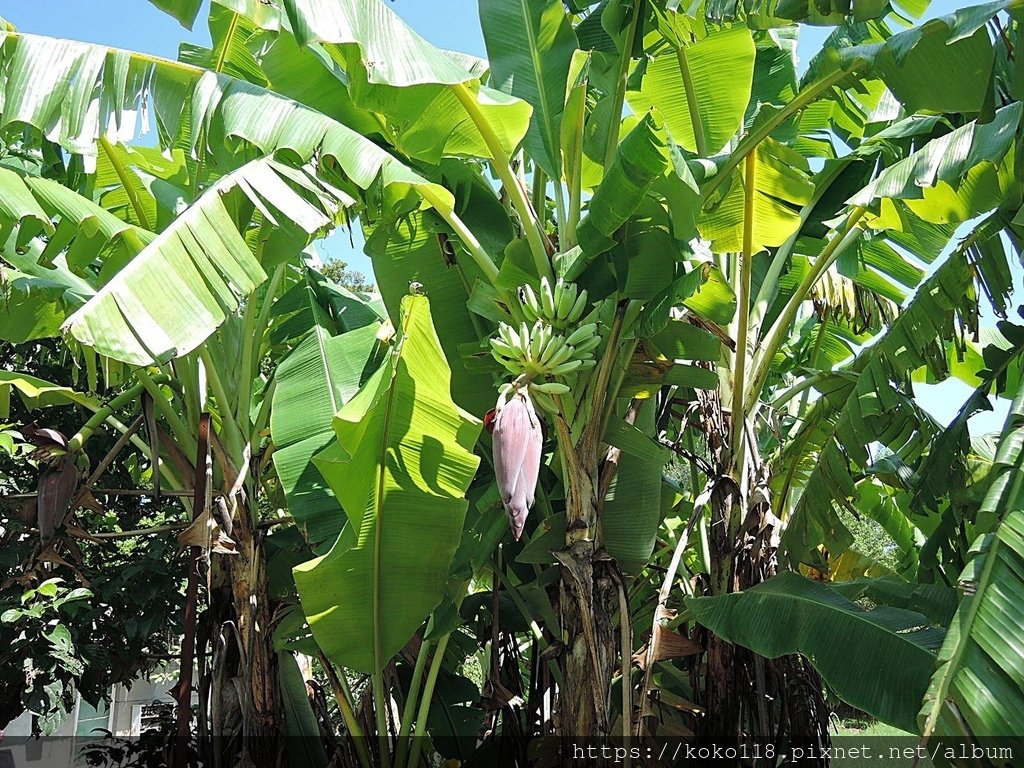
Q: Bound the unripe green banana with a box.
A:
[491,349,520,372]
[565,323,598,347]
[546,342,574,369]
[521,299,539,322]
[577,358,597,370]
[572,335,602,355]
[519,322,532,357]
[540,277,556,318]
[567,289,589,323]
[531,381,571,395]
[550,359,584,376]
[530,389,559,414]
[556,280,575,320]
[536,324,552,357]
[529,323,545,360]
[500,323,520,350]
[522,285,541,317]
[489,338,520,358]
[539,334,567,366]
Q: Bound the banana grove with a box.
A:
[1,0,1023,766]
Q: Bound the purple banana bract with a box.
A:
[491,388,543,541]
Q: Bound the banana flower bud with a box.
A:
[489,388,543,540]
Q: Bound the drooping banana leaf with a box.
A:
[62,158,343,365]
[0,166,154,276]
[918,389,1024,746]
[779,248,989,564]
[686,570,945,733]
[271,0,532,165]
[849,104,1022,221]
[0,372,100,419]
[0,269,74,342]
[809,1,1010,115]
[294,295,482,674]
[0,31,453,211]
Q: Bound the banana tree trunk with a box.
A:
[226,509,282,761]
[556,450,618,746]
[696,393,830,755]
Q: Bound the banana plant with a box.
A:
[2,0,1024,765]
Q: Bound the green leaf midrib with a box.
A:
[372,319,408,675]
[519,0,561,172]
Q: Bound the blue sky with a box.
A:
[4,0,1012,433]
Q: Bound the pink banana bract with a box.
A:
[491,388,543,540]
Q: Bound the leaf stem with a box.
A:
[700,68,851,205]
[770,370,835,409]
[98,136,152,231]
[406,632,452,768]
[675,44,707,157]
[746,206,866,408]
[604,0,642,169]
[198,347,246,460]
[318,650,373,768]
[395,633,433,768]
[748,156,853,333]
[730,153,755,467]
[372,668,392,768]
[136,367,197,457]
[418,187,500,285]
[451,83,552,281]
[67,376,174,451]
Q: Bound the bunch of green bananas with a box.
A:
[519,277,589,330]
[489,278,601,401]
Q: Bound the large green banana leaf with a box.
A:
[277,650,329,768]
[272,321,383,548]
[180,1,383,138]
[918,389,1024,745]
[807,1,1009,114]
[602,399,671,573]
[294,295,482,674]
[0,31,453,205]
[686,571,945,733]
[626,25,755,156]
[272,0,532,164]
[0,372,100,419]
[849,104,1022,222]
[366,209,497,417]
[698,137,815,253]
[0,269,74,342]
[479,0,578,178]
